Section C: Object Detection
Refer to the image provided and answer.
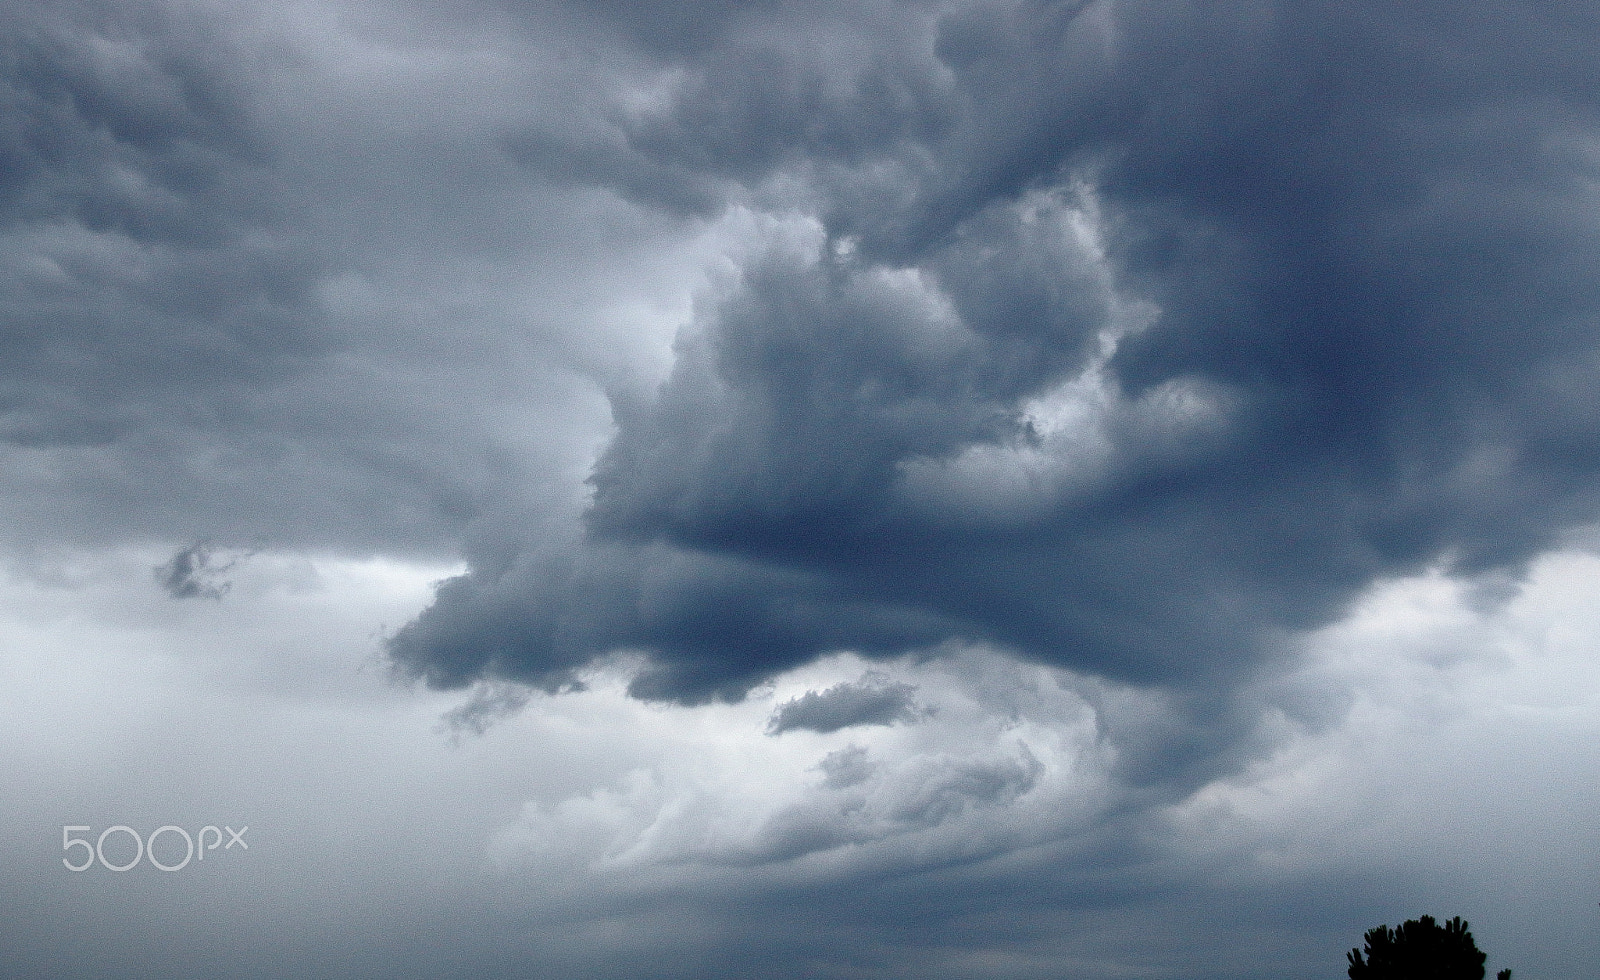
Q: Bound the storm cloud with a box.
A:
[7,1,1600,977]
[390,0,1600,751]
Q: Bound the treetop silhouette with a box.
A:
[1346,915,1510,980]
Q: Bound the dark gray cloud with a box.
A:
[393,0,1600,758]
[767,672,920,734]
[154,539,238,599]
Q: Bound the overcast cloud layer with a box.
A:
[4,0,1600,977]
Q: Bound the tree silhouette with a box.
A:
[1347,915,1510,980]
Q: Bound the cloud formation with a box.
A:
[390,0,1600,782]
[767,671,921,734]
[0,0,694,557]
[153,540,239,599]
[437,680,533,739]
[8,1,1600,975]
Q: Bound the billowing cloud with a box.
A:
[390,0,1600,794]
[767,671,921,734]
[487,653,1079,874]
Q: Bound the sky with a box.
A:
[1,0,1598,977]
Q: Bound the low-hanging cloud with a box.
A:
[154,540,238,600]
[767,672,921,735]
